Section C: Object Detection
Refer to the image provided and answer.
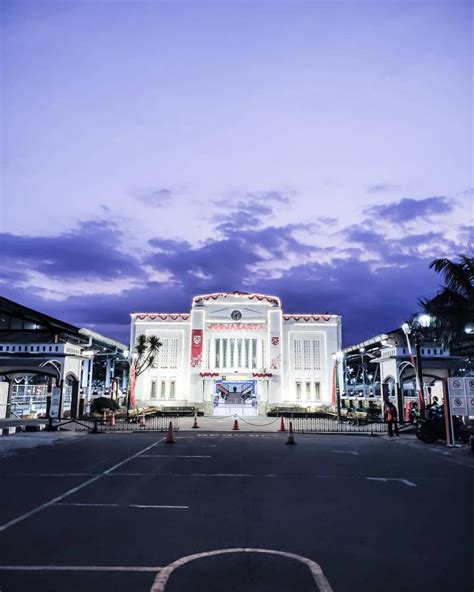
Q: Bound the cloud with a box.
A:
[137,188,173,207]
[0,220,144,281]
[365,196,452,223]
[367,183,401,193]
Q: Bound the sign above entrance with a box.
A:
[206,323,266,332]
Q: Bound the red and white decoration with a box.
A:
[191,329,203,367]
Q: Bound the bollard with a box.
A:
[285,421,296,445]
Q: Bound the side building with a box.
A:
[130,291,342,414]
[0,297,128,419]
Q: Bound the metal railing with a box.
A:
[70,414,181,433]
[289,416,387,434]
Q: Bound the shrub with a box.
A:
[91,397,120,414]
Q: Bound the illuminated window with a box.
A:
[230,339,235,367]
[262,340,267,368]
[160,381,166,399]
[305,381,311,398]
[222,339,228,368]
[215,339,220,368]
[150,381,157,399]
[304,340,312,370]
[314,382,321,401]
[294,340,302,370]
[169,381,176,399]
[244,339,250,368]
[296,381,302,400]
[252,339,257,369]
[312,340,321,370]
[237,339,242,367]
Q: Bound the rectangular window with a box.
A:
[244,339,250,368]
[160,338,169,368]
[222,338,228,368]
[304,340,312,370]
[262,340,267,368]
[150,381,157,399]
[230,339,235,368]
[160,381,166,399]
[312,340,321,370]
[252,339,257,369]
[215,339,220,368]
[237,339,242,367]
[296,381,302,401]
[169,338,179,369]
[205,339,211,370]
[305,381,311,398]
[314,382,321,401]
[294,340,302,370]
[169,380,176,399]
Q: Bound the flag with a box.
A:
[129,363,136,409]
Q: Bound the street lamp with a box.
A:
[359,347,366,397]
[332,351,344,421]
[401,315,431,415]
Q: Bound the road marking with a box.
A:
[367,477,416,487]
[331,450,359,456]
[54,503,188,509]
[0,437,166,532]
[139,455,211,458]
[150,548,333,592]
[0,474,97,478]
[0,565,162,572]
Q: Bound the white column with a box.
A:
[81,359,89,389]
[105,359,112,388]
[87,358,94,401]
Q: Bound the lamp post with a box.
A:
[359,347,366,398]
[332,352,344,421]
[402,315,431,417]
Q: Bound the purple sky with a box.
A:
[1,0,472,346]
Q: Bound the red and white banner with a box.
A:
[270,333,281,370]
[191,329,203,367]
[129,363,136,409]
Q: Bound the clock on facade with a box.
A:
[231,310,242,320]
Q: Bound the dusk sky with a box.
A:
[1,0,472,346]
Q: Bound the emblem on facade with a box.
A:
[271,336,279,346]
[231,310,242,320]
[193,334,202,345]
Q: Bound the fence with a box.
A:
[69,414,181,433]
[289,416,387,434]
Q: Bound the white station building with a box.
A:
[130,292,342,414]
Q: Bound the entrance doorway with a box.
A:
[213,380,257,416]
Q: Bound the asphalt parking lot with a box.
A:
[0,430,472,592]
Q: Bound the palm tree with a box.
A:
[420,254,474,351]
[127,334,162,411]
[133,334,162,379]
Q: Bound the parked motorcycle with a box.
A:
[416,414,471,444]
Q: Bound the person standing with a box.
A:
[384,400,399,437]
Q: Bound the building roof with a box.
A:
[192,291,281,307]
[0,296,127,352]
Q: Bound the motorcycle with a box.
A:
[416,411,471,444]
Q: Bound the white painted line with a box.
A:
[0,474,98,478]
[150,548,333,592]
[331,450,359,456]
[0,565,162,572]
[103,437,166,474]
[54,503,188,509]
[0,437,166,533]
[367,477,417,487]
[139,455,211,458]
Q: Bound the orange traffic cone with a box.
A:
[192,413,200,429]
[140,413,146,427]
[166,421,176,443]
[278,416,286,432]
[232,416,240,431]
[286,421,296,445]
[110,413,116,427]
